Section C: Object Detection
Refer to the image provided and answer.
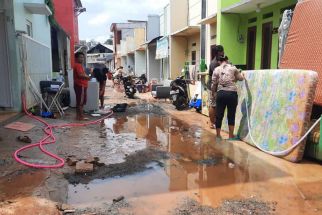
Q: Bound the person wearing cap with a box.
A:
[208,45,225,129]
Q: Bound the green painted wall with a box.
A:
[218,0,297,69]
[218,14,247,65]
[221,0,241,9]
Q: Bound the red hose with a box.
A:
[13,95,113,169]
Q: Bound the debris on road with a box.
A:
[85,157,100,165]
[173,198,276,215]
[4,121,35,132]
[17,135,32,143]
[75,161,94,174]
[113,196,125,203]
[56,203,75,212]
[66,157,78,166]
[196,158,219,166]
[228,162,235,169]
[64,149,169,184]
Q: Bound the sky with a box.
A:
[79,0,169,43]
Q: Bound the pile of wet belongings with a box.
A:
[112,103,128,112]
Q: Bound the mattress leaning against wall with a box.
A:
[280,0,322,106]
[223,69,318,163]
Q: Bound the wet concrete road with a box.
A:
[1,83,322,215]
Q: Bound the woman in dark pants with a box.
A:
[211,56,245,139]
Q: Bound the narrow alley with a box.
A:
[1,0,322,215]
[1,82,322,215]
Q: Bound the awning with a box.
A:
[198,13,217,25]
[156,37,169,59]
[222,0,285,14]
[24,3,52,16]
[145,36,163,45]
[171,26,200,37]
[136,45,146,51]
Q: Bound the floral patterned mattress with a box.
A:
[224,69,318,162]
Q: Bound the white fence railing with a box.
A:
[20,35,52,108]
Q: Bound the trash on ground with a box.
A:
[196,158,218,166]
[66,157,78,166]
[113,196,125,203]
[75,161,94,174]
[228,162,236,169]
[112,103,128,112]
[4,122,35,132]
[17,135,32,143]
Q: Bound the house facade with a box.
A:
[0,0,52,111]
[217,0,297,70]
[146,15,161,81]
[157,3,171,81]
[111,21,146,72]
[86,43,114,70]
[53,0,85,67]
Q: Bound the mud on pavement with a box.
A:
[64,148,169,184]
[173,198,277,215]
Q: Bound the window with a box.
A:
[191,51,196,65]
[116,31,122,44]
[248,17,257,24]
[263,12,273,19]
[26,20,33,37]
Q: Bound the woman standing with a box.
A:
[212,56,245,139]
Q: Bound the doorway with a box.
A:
[246,26,257,70]
[0,12,12,107]
[261,22,273,69]
[191,51,196,65]
[210,44,217,60]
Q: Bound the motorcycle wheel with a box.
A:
[175,96,187,110]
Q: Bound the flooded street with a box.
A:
[1,89,322,215]
[63,112,321,215]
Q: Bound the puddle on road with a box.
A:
[67,113,289,210]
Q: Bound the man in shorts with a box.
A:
[73,52,90,120]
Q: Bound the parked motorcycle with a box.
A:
[170,76,189,110]
[122,76,136,98]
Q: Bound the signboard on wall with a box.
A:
[156,37,168,59]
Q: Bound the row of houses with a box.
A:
[0,0,85,111]
[110,0,297,82]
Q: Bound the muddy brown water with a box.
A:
[67,113,287,213]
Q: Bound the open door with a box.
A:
[261,22,273,69]
[246,26,257,70]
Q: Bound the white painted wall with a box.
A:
[147,44,161,81]
[13,0,51,47]
[189,0,201,26]
[127,54,135,73]
[207,0,217,16]
[170,0,188,33]
[147,15,160,41]
[187,34,200,66]
[205,24,217,66]
[135,50,146,76]
[160,4,171,37]
[160,12,165,36]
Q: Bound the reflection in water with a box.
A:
[68,114,288,208]
[69,114,258,203]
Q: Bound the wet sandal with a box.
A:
[227,137,240,141]
[17,136,32,143]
